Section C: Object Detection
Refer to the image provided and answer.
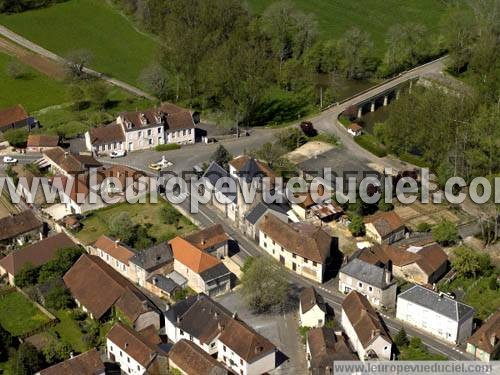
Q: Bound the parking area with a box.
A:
[214,290,307,375]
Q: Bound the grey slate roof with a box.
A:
[398,284,474,322]
[129,242,173,272]
[238,158,265,183]
[147,274,178,294]
[340,258,394,290]
[165,294,198,325]
[202,161,236,202]
[199,262,231,282]
[167,271,187,287]
[245,202,289,225]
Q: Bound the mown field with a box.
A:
[0,51,67,111]
[0,0,158,87]
[0,291,51,336]
[248,0,450,55]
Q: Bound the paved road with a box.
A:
[0,25,155,100]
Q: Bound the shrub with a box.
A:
[155,143,181,152]
[4,128,28,148]
[348,215,365,237]
[432,220,459,246]
[416,222,432,233]
[354,134,388,157]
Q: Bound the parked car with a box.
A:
[300,121,318,137]
[110,150,126,158]
[3,156,18,164]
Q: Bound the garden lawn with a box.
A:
[0,291,51,336]
[0,0,159,87]
[76,200,196,245]
[0,52,66,112]
[248,0,448,56]
[51,310,86,353]
[439,275,500,321]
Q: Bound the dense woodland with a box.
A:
[375,0,500,183]
[111,0,446,126]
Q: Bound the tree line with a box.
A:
[113,0,444,127]
[0,0,66,13]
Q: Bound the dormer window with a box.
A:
[127,121,132,129]
[140,113,147,125]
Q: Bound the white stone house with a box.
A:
[299,287,327,328]
[258,214,334,283]
[338,257,397,309]
[341,291,393,361]
[396,284,475,344]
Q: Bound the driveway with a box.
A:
[215,290,308,375]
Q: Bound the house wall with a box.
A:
[259,232,325,283]
[173,259,207,293]
[365,224,405,245]
[124,125,165,152]
[291,204,307,221]
[107,339,147,375]
[341,308,390,360]
[466,343,498,362]
[338,272,397,309]
[166,128,195,145]
[204,241,228,259]
[396,297,473,344]
[217,340,275,375]
[300,305,326,328]
[204,274,231,297]
[95,248,129,278]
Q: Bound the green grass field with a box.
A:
[76,200,197,245]
[0,0,158,87]
[0,291,51,336]
[248,0,449,55]
[0,52,67,111]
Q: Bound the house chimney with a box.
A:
[232,312,238,319]
[125,343,129,349]
[384,260,392,284]
[371,329,380,339]
[64,151,69,158]
[153,277,157,285]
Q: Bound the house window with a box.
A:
[292,254,296,258]
[240,359,243,365]
[223,345,227,352]
[149,139,153,145]
[313,261,317,267]
[263,242,267,248]
[358,282,363,288]
[147,129,152,136]
[368,286,373,292]
[180,330,184,335]
[127,357,130,363]
[158,127,162,133]
[183,129,186,136]
[272,240,275,245]
[120,351,122,357]
[137,365,140,371]
[138,131,142,137]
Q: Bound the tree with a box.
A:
[348,215,365,237]
[452,246,491,278]
[65,49,93,79]
[337,27,377,79]
[210,145,232,170]
[240,256,289,313]
[42,338,71,365]
[4,128,28,148]
[38,247,83,283]
[432,220,459,246]
[393,328,409,349]
[416,222,432,233]
[44,286,71,310]
[140,63,170,100]
[15,263,39,288]
[160,204,181,225]
[109,212,136,244]
[13,342,44,375]
[85,81,109,109]
[275,128,307,151]
[0,324,13,362]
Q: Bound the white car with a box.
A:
[3,156,18,164]
[110,150,126,158]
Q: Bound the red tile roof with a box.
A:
[364,211,405,238]
[27,134,59,148]
[0,210,43,241]
[258,214,333,263]
[0,105,28,129]
[94,235,136,265]
[107,323,162,368]
[467,311,500,355]
[0,233,76,277]
[183,224,229,252]
[169,339,227,375]
[169,236,221,273]
[39,349,105,375]
[88,122,125,145]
